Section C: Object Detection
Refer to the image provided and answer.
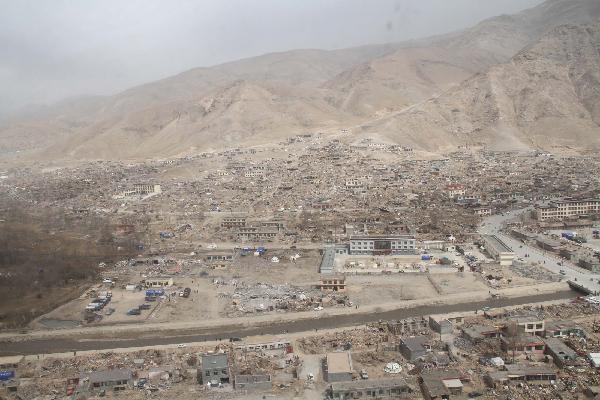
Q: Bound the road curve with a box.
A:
[0,289,575,356]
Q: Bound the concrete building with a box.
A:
[236,227,278,241]
[200,353,230,385]
[316,275,346,292]
[205,253,234,262]
[384,318,428,335]
[236,340,291,352]
[544,320,586,338]
[474,206,492,216]
[544,337,578,368]
[428,315,464,335]
[320,245,336,274]
[326,352,353,383]
[132,184,162,195]
[536,236,563,253]
[462,325,503,343]
[349,235,416,255]
[261,221,285,231]
[329,378,415,399]
[419,369,466,400]
[482,235,515,265]
[485,364,557,387]
[221,217,247,228]
[535,199,600,221]
[422,240,445,251]
[144,277,173,288]
[399,337,429,361]
[83,369,133,392]
[500,335,545,356]
[444,184,466,199]
[0,356,22,371]
[507,313,545,336]
[234,374,272,391]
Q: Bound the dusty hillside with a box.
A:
[323,0,600,117]
[0,45,397,160]
[366,23,600,152]
[40,80,359,160]
[1,0,600,162]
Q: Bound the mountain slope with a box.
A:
[39,80,358,159]
[2,0,600,162]
[324,0,600,117]
[366,22,600,152]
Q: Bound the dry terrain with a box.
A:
[1,0,600,162]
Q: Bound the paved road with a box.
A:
[479,208,600,294]
[0,290,575,356]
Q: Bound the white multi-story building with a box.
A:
[132,184,161,195]
[535,199,600,221]
[349,235,416,255]
[444,184,466,199]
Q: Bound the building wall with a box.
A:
[536,200,600,221]
[327,371,353,383]
[349,237,416,255]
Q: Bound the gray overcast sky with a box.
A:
[0,0,543,117]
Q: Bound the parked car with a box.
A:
[127,308,141,315]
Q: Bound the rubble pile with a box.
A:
[297,328,388,354]
[509,263,561,282]
[226,283,349,316]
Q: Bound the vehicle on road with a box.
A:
[176,344,186,348]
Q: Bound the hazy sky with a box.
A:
[0,0,543,117]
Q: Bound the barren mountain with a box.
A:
[42,80,357,160]
[1,0,600,162]
[324,0,600,117]
[0,45,396,160]
[367,22,600,152]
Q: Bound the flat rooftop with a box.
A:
[350,235,415,240]
[320,246,336,274]
[483,235,513,254]
[327,352,353,374]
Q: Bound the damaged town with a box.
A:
[2,0,600,399]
